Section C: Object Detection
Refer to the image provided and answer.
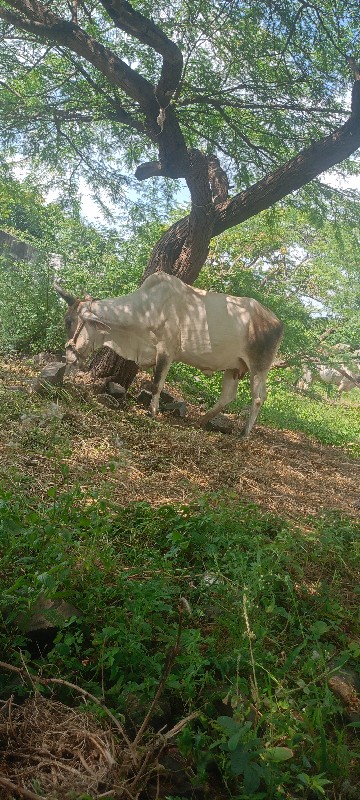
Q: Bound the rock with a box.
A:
[162,400,187,418]
[18,597,81,633]
[107,381,126,399]
[136,385,186,416]
[159,388,177,406]
[328,666,360,722]
[33,351,65,366]
[32,362,66,394]
[205,414,234,434]
[96,394,121,409]
[136,389,152,408]
[140,379,153,392]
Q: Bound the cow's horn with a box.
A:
[54,282,77,306]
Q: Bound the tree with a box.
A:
[0,0,359,385]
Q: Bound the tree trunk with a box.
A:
[89,347,139,388]
[90,148,220,385]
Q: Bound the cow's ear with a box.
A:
[81,309,111,332]
[94,320,111,333]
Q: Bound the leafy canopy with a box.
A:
[0,0,359,208]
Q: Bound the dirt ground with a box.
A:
[1,358,359,520]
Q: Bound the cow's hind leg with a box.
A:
[202,369,239,424]
[241,369,268,438]
[150,350,172,418]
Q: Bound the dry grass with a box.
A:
[0,690,195,800]
[0,694,123,799]
[0,608,194,800]
[0,357,359,520]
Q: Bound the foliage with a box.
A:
[1,171,359,362]
[199,201,360,356]
[0,173,165,351]
[0,488,359,798]
[0,0,359,211]
[259,381,360,455]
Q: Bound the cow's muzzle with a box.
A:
[65,318,86,364]
[65,341,83,364]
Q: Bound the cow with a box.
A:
[298,362,360,394]
[55,272,283,438]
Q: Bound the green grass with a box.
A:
[1,490,359,798]
[169,364,360,455]
[260,384,360,455]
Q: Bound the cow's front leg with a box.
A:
[150,350,172,418]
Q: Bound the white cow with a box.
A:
[298,362,360,393]
[55,273,283,437]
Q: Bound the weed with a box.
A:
[0,491,359,797]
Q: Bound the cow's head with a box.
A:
[54,283,110,365]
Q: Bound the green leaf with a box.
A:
[243,763,263,794]
[264,746,294,763]
[216,716,239,736]
[229,744,248,776]
[228,731,242,751]
[310,621,330,638]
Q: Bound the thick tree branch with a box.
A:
[143,150,216,282]
[144,78,360,283]
[214,80,360,235]
[0,1,156,114]
[99,0,183,105]
[0,0,190,177]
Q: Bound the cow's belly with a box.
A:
[177,349,242,374]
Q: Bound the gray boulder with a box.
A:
[32,362,66,394]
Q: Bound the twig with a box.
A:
[83,729,116,766]
[0,776,45,800]
[161,710,198,740]
[132,604,184,748]
[128,747,155,793]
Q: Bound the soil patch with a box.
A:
[0,359,358,519]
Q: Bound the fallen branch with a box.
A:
[0,775,44,800]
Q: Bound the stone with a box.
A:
[328,666,360,722]
[159,388,177,406]
[205,414,234,434]
[33,351,65,366]
[136,386,186,415]
[162,400,187,418]
[136,389,152,408]
[18,597,81,633]
[32,362,66,394]
[107,381,126,399]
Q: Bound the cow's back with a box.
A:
[174,283,282,372]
